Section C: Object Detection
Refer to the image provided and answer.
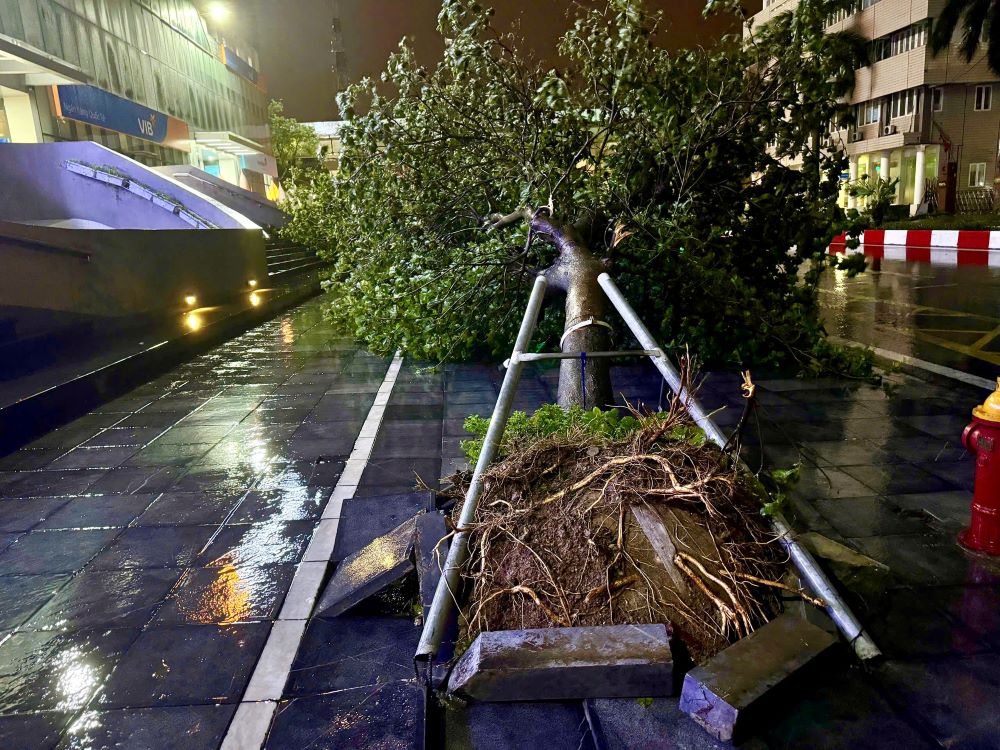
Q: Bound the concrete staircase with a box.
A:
[265,238,325,279]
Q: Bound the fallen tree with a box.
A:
[284,0,872,408]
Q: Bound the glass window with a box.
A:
[969,162,987,187]
[932,87,943,112]
[976,85,992,111]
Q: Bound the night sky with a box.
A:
[237,1,762,122]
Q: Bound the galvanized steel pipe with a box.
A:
[416,275,549,661]
[598,272,881,661]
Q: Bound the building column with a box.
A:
[879,150,891,183]
[912,145,926,215]
[848,156,859,210]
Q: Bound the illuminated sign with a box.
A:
[54,85,169,143]
[220,46,259,85]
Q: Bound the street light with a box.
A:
[207,2,229,23]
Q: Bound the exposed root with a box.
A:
[449,379,788,663]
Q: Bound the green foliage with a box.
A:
[883,212,1000,231]
[635,697,654,709]
[461,405,644,463]
[268,100,320,184]
[930,0,1000,76]
[801,337,878,381]
[288,0,871,374]
[758,464,800,517]
[847,176,900,225]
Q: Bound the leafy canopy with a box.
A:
[268,100,320,184]
[288,0,868,372]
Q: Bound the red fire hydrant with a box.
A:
[959,379,1000,555]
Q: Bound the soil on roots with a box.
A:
[449,405,796,663]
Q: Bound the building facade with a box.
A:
[0,0,277,196]
[749,0,1000,213]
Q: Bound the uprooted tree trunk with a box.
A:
[493,210,614,410]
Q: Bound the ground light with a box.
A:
[185,295,197,307]
[249,291,261,307]
[185,312,202,331]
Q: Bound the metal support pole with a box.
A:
[416,275,548,661]
[598,273,881,661]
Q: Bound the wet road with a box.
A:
[819,260,1000,380]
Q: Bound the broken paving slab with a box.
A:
[448,624,673,702]
[679,613,838,743]
[313,514,417,619]
[415,511,450,618]
[333,491,432,561]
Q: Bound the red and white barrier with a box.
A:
[829,229,1000,267]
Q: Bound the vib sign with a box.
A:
[55,85,169,143]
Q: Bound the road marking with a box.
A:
[831,337,995,391]
[220,352,404,750]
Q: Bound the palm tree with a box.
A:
[930,0,1000,75]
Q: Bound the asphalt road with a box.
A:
[818,259,1000,382]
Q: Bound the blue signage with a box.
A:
[223,47,259,84]
[56,85,169,143]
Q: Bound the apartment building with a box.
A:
[749,0,1000,213]
[0,0,277,196]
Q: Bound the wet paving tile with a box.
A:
[149,425,235,446]
[889,491,972,528]
[842,463,959,495]
[0,529,120,575]
[60,704,236,750]
[152,564,295,625]
[851,534,990,587]
[0,498,70,532]
[761,663,936,750]
[445,698,596,750]
[588,697,725,750]
[915,460,976,493]
[0,449,61,472]
[122,443,216,469]
[26,568,181,632]
[333,493,428,561]
[228,488,331,524]
[95,623,269,708]
[792,467,875,501]
[1,471,108,499]
[37,495,158,530]
[799,439,903,467]
[134,492,240,527]
[0,574,71,631]
[79,427,165,449]
[815,496,928,538]
[0,711,69,749]
[83,467,184,497]
[266,680,424,750]
[88,526,215,570]
[876,655,1000,749]
[196,521,313,568]
[0,626,139,714]
[355,458,442,494]
[285,616,420,695]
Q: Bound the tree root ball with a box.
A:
[448,407,798,663]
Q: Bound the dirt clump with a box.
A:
[448,400,809,662]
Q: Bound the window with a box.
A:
[872,23,928,62]
[969,162,987,187]
[855,100,881,125]
[889,89,917,118]
[976,85,992,111]
[932,87,944,112]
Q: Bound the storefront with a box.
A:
[192,131,278,198]
[841,145,941,211]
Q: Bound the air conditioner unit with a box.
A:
[850,131,864,143]
[883,124,898,136]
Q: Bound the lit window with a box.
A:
[932,87,944,112]
[976,85,992,111]
[969,162,987,187]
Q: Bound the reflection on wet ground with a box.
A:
[1,278,1000,748]
[0,296,391,747]
[818,259,1000,378]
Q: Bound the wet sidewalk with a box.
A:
[0,297,387,748]
[1,290,999,748]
